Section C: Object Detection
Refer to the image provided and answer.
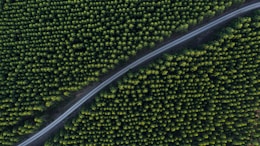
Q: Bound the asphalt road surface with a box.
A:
[18,2,260,146]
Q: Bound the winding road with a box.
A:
[18,2,260,146]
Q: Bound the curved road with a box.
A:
[19,2,260,146]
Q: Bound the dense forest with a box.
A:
[45,13,260,145]
[0,0,247,145]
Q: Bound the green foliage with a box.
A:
[0,0,245,144]
[46,15,260,145]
